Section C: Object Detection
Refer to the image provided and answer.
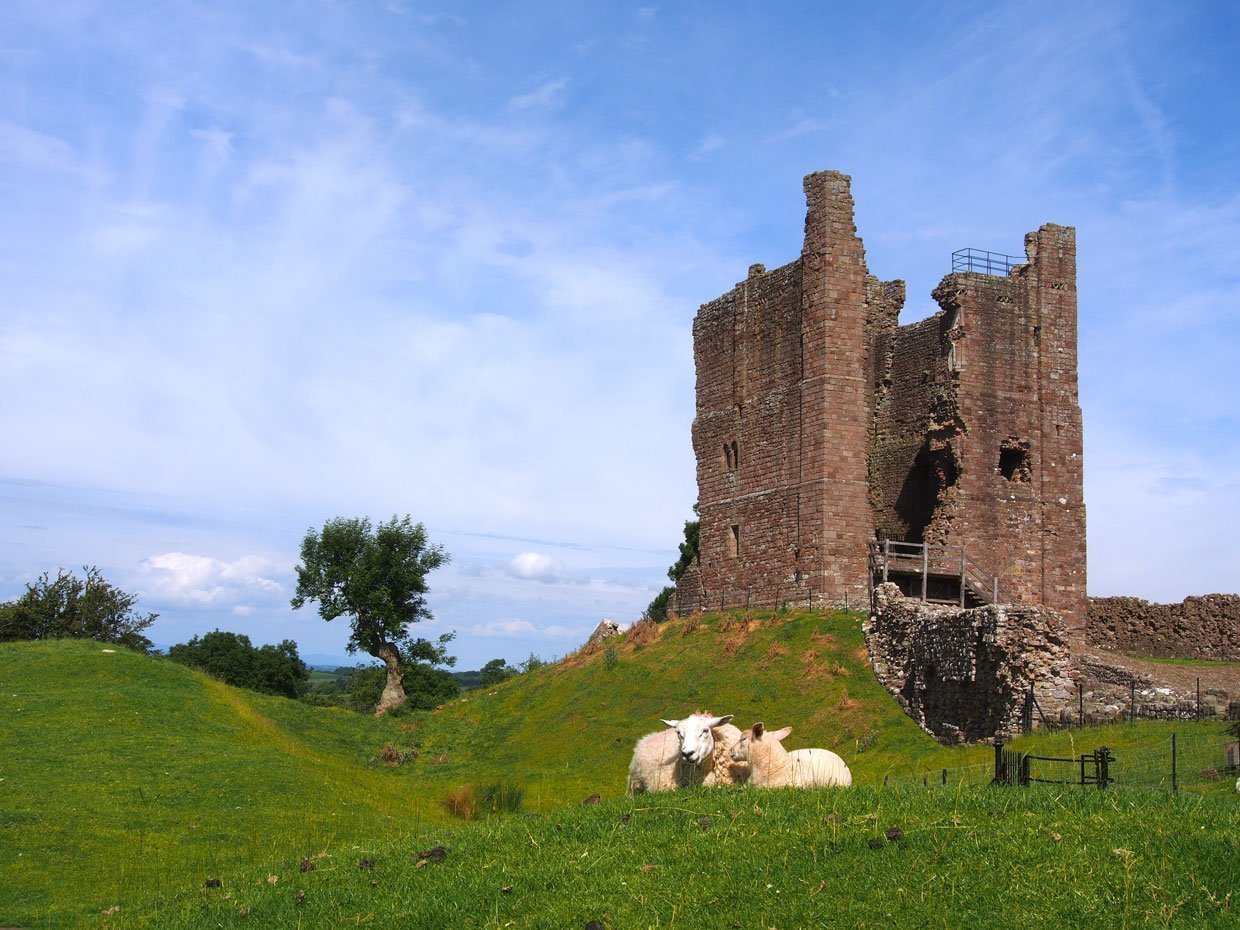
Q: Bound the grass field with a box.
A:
[1,610,1236,928]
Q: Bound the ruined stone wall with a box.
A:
[677,169,1086,620]
[867,227,1087,628]
[865,583,1076,742]
[691,259,803,600]
[1086,595,1240,660]
[869,313,954,543]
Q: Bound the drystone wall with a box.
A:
[1086,595,1240,661]
[865,583,1076,742]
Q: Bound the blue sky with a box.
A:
[2,1,1238,668]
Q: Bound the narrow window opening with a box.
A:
[731,441,739,469]
[727,524,740,559]
[999,442,1032,482]
[723,443,733,471]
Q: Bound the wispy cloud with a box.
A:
[470,617,585,640]
[507,78,568,111]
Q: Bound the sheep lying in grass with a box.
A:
[626,712,749,794]
[730,722,852,788]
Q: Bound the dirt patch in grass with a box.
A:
[624,619,663,651]
[812,631,839,650]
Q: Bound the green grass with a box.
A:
[1138,656,1240,668]
[0,641,424,927]
[142,787,1240,929]
[2,613,1236,928]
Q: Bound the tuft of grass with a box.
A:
[440,784,478,821]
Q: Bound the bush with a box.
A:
[0,566,155,651]
[603,644,618,671]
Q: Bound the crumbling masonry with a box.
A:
[674,170,1087,627]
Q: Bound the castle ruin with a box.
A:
[674,170,1087,628]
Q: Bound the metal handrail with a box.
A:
[870,539,1010,607]
[951,248,1022,277]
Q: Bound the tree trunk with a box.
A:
[372,641,407,716]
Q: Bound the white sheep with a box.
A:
[626,712,749,794]
[730,722,852,788]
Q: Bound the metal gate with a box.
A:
[993,741,1114,788]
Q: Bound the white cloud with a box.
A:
[470,617,584,640]
[689,133,724,160]
[507,79,567,111]
[506,552,566,583]
[138,552,286,609]
[0,120,88,175]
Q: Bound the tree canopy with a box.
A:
[645,504,700,621]
[291,514,451,714]
[0,566,156,651]
[167,630,309,698]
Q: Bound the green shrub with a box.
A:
[477,782,524,815]
[0,566,155,651]
[603,644,619,671]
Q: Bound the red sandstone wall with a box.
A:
[869,313,951,542]
[679,170,1087,621]
[1086,595,1240,660]
[797,171,873,604]
[691,260,805,600]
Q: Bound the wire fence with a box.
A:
[672,587,866,617]
[879,728,1238,793]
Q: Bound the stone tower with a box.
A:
[676,170,1087,627]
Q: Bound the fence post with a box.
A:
[942,768,947,785]
[994,739,1005,784]
[921,544,929,602]
[882,539,890,583]
[1098,747,1112,789]
[1171,733,1177,793]
[1019,754,1031,787]
[993,576,999,604]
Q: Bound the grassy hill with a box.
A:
[2,610,1236,928]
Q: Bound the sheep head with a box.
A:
[661,713,734,766]
[730,721,793,761]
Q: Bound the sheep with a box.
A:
[626,712,749,794]
[730,721,852,788]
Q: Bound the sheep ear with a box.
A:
[753,722,765,737]
[661,719,678,730]
[707,714,733,728]
[771,726,792,741]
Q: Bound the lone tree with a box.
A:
[0,566,156,651]
[291,515,450,715]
